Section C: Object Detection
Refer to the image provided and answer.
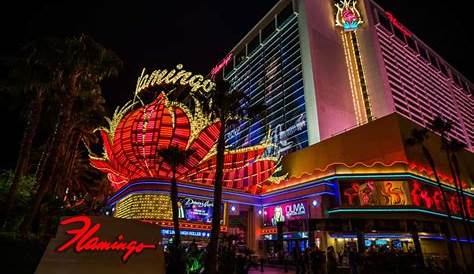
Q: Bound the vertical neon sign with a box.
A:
[335,0,363,31]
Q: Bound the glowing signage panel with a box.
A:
[335,0,363,31]
[56,216,156,263]
[178,197,225,223]
[263,201,308,227]
[35,216,164,274]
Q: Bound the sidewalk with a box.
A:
[248,266,295,274]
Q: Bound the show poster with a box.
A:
[263,201,307,227]
[178,197,223,223]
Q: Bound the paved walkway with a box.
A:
[248,266,295,274]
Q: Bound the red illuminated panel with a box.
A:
[90,93,280,193]
[56,216,156,263]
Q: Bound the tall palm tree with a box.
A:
[445,139,474,262]
[2,38,62,228]
[406,126,466,268]
[202,79,266,274]
[157,146,193,274]
[429,116,471,267]
[157,145,194,245]
[19,34,122,235]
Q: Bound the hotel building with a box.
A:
[221,0,473,154]
[94,0,474,268]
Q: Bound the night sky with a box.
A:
[0,0,472,169]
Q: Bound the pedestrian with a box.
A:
[327,246,337,274]
[348,246,359,274]
[311,246,322,274]
[293,247,306,274]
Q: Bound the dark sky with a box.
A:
[0,0,472,169]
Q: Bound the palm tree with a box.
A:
[157,146,193,274]
[157,146,194,245]
[2,38,62,228]
[428,116,471,267]
[19,34,122,235]
[202,79,266,274]
[444,138,474,263]
[406,126,466,268]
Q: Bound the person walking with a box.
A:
[327,246,338,274]
[348,246,359,274]
[293,247,306,274]
[311,246,323,274]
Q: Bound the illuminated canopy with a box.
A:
[89,65,283,193]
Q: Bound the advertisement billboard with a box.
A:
[178,197,225,223]
[263,201,308,227]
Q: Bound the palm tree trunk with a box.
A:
[2,89,44,227]
[446,151,471,230]
[422,146,467,268]
[170,169,181,245]
[451,153,474,261]
[20,95,75,235]
[206,116,226,274]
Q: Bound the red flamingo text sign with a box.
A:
[56,216,157,263]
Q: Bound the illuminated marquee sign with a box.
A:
[385,12,412,37]
[335,0,363,31]
[56,216,156,263]
[135,64,216,96]
[263,201,307,227]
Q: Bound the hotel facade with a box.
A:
[94,0,474,267]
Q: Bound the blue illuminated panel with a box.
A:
[224,14,308,156]
[161,229,210,238]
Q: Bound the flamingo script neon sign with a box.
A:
[56,216,157,263]
[385,12,412,37]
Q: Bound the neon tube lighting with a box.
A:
[327,208,472,222]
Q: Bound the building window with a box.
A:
[406,36,417,52]
[235,47,247,69]
[439,63,449,77]
[277,2,294,28]
[247,36,260,57]
[261,20,276,43]
[418,48,429,62]
[377,12,392,32]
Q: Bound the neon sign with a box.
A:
[210,53,233,77]
[335,0,363,31]
[385,12,412,37]
[135,64,215,96]
[56,216,157,263]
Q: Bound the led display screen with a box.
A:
[224,12,308,157]
[263,201,308,227]
[178,197,224,223]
